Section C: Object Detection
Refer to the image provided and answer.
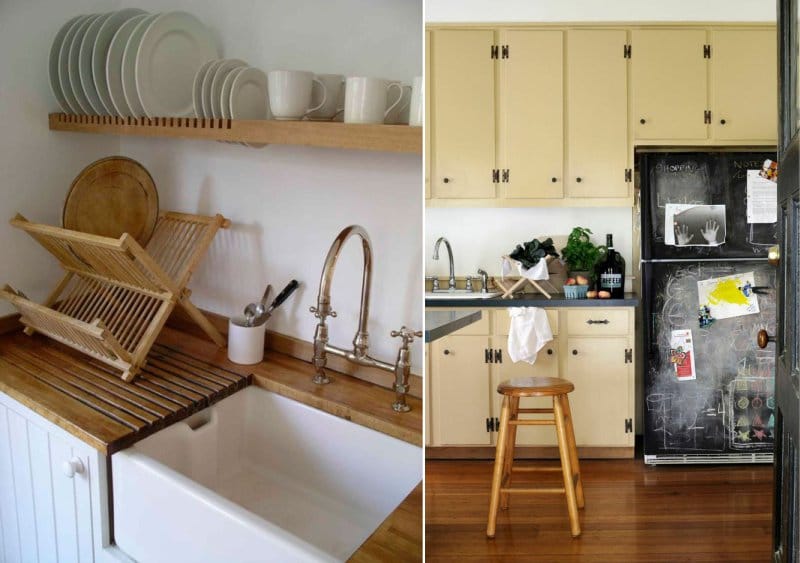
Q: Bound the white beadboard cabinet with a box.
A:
[0,393,120,563]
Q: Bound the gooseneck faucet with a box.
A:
[310,225,420,412]
[433,236,456,290]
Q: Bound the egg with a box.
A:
[598,290,612,299]
[586,290,598,299]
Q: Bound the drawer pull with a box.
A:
[443,349,451,355]
[586,319,610,325]
[546,349,553,355]
[62,457,84,479]
[572,350,578,356]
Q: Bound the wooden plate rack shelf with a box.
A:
[48,113,422,154]
[0,211,229,382]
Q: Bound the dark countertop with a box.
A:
[425,309,483,342]
[425,292,639,308]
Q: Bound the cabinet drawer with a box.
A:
[449,309,490,335]
[566,309,630,336]
[493,308,558,336]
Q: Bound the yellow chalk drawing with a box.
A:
[707,279,749,306]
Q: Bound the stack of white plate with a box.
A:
[193,59,271,121]
[49,10,219,118]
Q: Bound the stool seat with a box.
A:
[487,376,584,538]
[497,377,574,397]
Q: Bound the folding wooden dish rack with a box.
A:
[0,211,229,382]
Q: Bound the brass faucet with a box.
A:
[310,225,420,412]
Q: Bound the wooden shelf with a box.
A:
[48,113,421,154]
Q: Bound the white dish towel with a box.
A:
[507,307,553,364]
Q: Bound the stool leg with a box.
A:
[487,396,511,538]
[554,393,581,537]
[560,393,584,509]
[500,396,519,510]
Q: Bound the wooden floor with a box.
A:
[426,458,773,562]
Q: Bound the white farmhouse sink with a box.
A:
[112,386,421,563]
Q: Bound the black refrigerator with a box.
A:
[640,151,778,464]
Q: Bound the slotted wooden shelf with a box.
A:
[49,113,422,154]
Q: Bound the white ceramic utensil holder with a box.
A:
[228,317,266,365]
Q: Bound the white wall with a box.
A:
[0,0,119,311]
[426,0,776,22]
[425,207,634,279]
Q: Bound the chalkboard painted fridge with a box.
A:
[640,151,778,464]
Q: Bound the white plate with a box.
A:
[220,66,246,119]
[68,14,103,114]
[230,67,270,120]
[199,59,224,118]
[106,14,148,117]
[93,8,146,115]
[79,12,112,114]
[135,12,219,117]
[122,13,158,118]
[49,15,83,113]
[210,59,247,118]
[58,14,92,114]
[192,59,217,118]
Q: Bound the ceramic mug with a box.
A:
[385,83,412,125]
[344,77,403,124]
[409,76,423,126]
[307,73,345,120]
[267,70,327,120]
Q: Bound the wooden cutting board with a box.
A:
[62,156,158,245]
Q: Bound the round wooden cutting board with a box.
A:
[62,156,158,245]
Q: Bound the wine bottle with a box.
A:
[595,234,625,298]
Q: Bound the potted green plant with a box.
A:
[561,227,605,284]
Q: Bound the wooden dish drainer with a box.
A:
[493,255,557,299]
[0,211,230,382]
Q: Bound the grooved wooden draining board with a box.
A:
[0,331,252,454]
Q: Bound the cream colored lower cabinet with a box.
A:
[428,307,635,454]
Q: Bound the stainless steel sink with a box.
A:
[425,290,502,300]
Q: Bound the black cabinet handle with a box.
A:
[576,177,582,183]
[586,319,610,325]
[443,349,450,355]
[443,177,451,184]
[572,349,578,355]
[551,177,558,183]
[720,119,726,125]
[639,118,646,124]
[547,349,553,355]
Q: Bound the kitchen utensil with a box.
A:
[62,156,159,246]
[253,279,299,326]
[92,8,146,114]
[58,14,91,114]
[122,13,158,117]
[409,76,423,126]
[68,14,102,114]
[243,283,272,326]
[78,12,112,114]
[344,77,403,124]
[106,13,148,117]
[267,70,325,120]
[307,74,344,120]
[210,59,247,118]
[49,14,84,113]
[135,11,218,117]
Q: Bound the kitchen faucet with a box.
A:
[310,225,420,412]
[432,236,456,290]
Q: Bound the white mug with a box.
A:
[385,84,412,125]
[267,70,327,120]
[409,76,423,126]
[344,77,403,124]
[307,73,344,120]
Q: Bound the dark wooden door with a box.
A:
[775,3,800,560]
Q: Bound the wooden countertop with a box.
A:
[0,322,422,560]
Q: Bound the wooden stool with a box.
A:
[486,376,585,538]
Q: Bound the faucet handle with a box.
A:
[391,326,422,347]
[309,305,337,319]
[465,275,474,292]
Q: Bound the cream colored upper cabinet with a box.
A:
[632,29,709,140]
[567,29,630,198]
[431,29,496,198]
[711,29,777,142]
[425,30,431,200]
[500,30,564,199]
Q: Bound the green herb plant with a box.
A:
[508,237,559,269]
[560,227,605,272]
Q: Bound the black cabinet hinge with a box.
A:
[502,169,509,183]
[485,348,503,363]
[704,110,711,124]
[625,168,632,183]
[494,348,503,363]
[486,417,493,432]
[703,44,711,58]
[625,418,633,433]
[492,169,500,183]
[501,45,509,59]
[491,45,499,59]
[624,348,633,364]
[623,44,631,58]
[485,348,492,363]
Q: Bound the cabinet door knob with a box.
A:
[757,330,774,349]
[639,118,646,124]
[572,349,578,355]
[443,349,450,355]
[62,457,85,479]
[443,177,451,184]
[551,177,558,183]
[547,349,553,355]
[768,245,780,267]
[576,177,582,183]
[720,119,726,125]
